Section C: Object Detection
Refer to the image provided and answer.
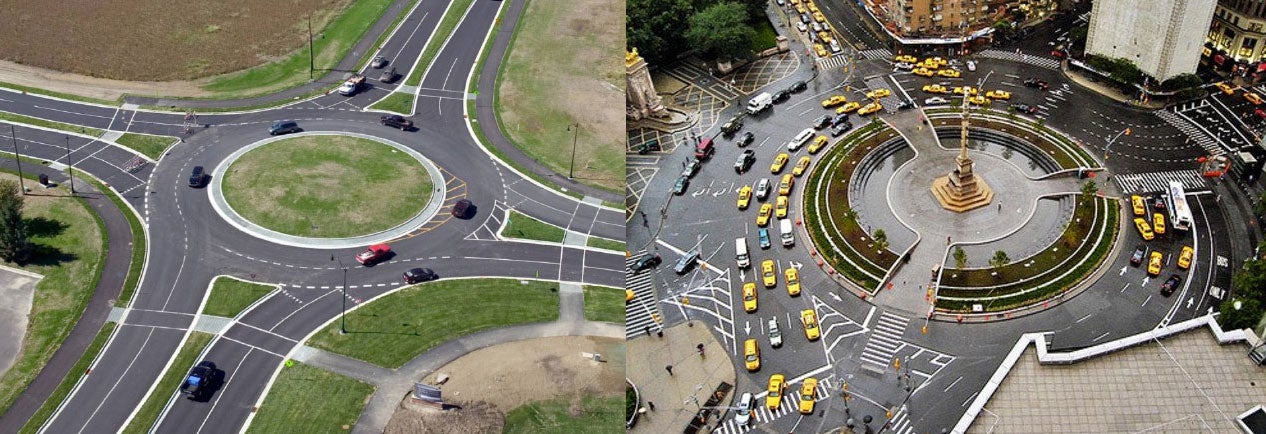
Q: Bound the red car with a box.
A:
[356,243,391,266]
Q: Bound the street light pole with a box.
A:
[1104,127,1131,161]
[331,255,347,334]
[63,136,75,195]
[10,125,24,194]
[308,15,315,80]
[566,123,579,179]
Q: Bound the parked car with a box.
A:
[788,81,808,93]
[356,243,392,266]
[268,120,301,136]
[721,116,743,136]
[772,90,791,103]
[403,268,437,284]
[735,150,756,174]
[380,115,414,130]
[681,159,701,178]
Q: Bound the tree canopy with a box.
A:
[686,2,757,62]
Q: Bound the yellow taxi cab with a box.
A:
[814,44,828,58]
[807,1,819,13]
[1246,92,1263,105]
[779,174,795,195]
[936,68,961,78]
[801,309,820,340]
[790,0,800,4]
[794,3,806,14]
[776,195,789,218]
[757,203,773,227]
[771,153,790,173]
[1152,212,1166,235]
[798,377,818,414]
[821,95,848,108]
[918,59,940,70]
[928,56,948,66]
[922,84,950,94]
[865,88,892,99]
[1178,246,1194,269]
[766,374,787,410]
[761,260,777,288]
[1130,195,1145,216]
[952,86,979,96]
[1215,81,1234,95]
[793,156,812,176]
[912,67,935,77]
[818,32,832,43]
[894,54,918,63]
[808,136,829,154]
[785,267,801,296]
[858,102,883,115]
[836,101,861,114]
[1134,217,1154,241]
[743,282,758,313]
[967,95,989,106]
[986,90,1011,100]
[737,185,752,210]
[1147,251,1163,276]
[813,11,826,22]
[626,290,635,302]
[744,338,761,371]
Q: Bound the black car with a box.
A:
[268,121,300,136]
[673,250,701,274]
[1013,103,1039,115]
[788,80,808,93]
[1023,78,1050,90]
[637,139,661,155]
[451,198,472,218]
[735,150,756,173]
[831,113,849,126]
[1160,274,1182,296]
[1130,244,1146,267]
[721,117,743,136]
[371,56,389,69]
[180,361,219,401]
[632,253,662,272]
[403,267,437,284]
[771,90,791,104]
[830,121,853,137]
[381,115,414,130]
[188,166,206,188]
[673,176,689,195]
[812,115,832,130]
[681,159,701,178]
[735,131,755,147]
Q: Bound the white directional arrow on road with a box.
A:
[789,260,803,270]
[744,320,751,335]
[1119,266,1127,276]
[691,189,707,198]
[1142,276,1151,286]
[1187,297,1194,309]
[829,292,842,302]
[739,270,746,281]
[712,188,725,197]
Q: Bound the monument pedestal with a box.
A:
[931,154,993,212]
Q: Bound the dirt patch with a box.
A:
[383,336,623,434]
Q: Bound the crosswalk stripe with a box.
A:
[976,49,1061,70]
[1113,169,1208,194]
[860,312,910,367]
[1155,108,1226,156]
[624,252,663,340]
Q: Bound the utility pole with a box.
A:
[331,255,347,334]
[567,123,579,179]
[63,136,75,195]
[9,125,24,194]
[308,15,315,80]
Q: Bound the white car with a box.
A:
[768,318,783,347]
[787,128,814,151]
[796,21,807,33]
[967,60,976,71]
[895,62,914,70]
[754,178,771,200]
[829,39,842,53]
[812,22,822,33]
[734,392,754,426]
[924,96,949,106]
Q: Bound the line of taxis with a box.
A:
[1129,194,1193,296]
[899,54,1013,106]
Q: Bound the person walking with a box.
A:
[645,325,653,337]
[666,365,674,376]
[647,401,656,411]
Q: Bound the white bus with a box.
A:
[1165,181,1193,232]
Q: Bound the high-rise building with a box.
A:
[1086,0,1216,80]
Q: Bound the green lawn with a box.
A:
[18,322,115,434]
[306,279,560,369]
[121,332,214,434]
[246,362,374,434]
[504,211,566,243]
[0,179,105,415]
[202,277,275,318]
[586,237,624,252]
[583,286,624,323]
[0,111,105,137]
[404,0,477,86]
[465,99,584,201]
[199,0,394,98]
[368,91,413,114]
[115,133,179,160]
[504,395,624,434]
[221,135,433,238]
[751,18,778,51]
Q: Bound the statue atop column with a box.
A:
[626,48,666,121]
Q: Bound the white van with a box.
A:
[736,238,751,268]
[787,128,814,151]
[746,92,773,114]
[780,219,794,246]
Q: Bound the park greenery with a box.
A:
[627,0,770,65]
[0,180,31,262]
[685,3,757,62]
[1219,239,1266,332]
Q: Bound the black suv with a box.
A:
[735,150,756,173]
[788,81,808,93]
[1023,78,1050,90]
[1013,103,1039,115]
[771,90,791,104]
[1160,274,1182,297]
[830,121,853,137]
[180,361,220,401]
[188,166,206,188]
[381,115,414,130]
[403,267,437,284]
[735,131,755,147]
[451,199,472,218]
[812,115,832,130]
[268,121,300,136]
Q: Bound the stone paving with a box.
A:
[627,322,737,434]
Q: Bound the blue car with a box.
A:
[758,228,771,249]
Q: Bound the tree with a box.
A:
[685,2,756,62]
[873,229,889,254]
[1160,73,1202,91]
[1080,179,1098,198]
[953,246,968,270]
[1232,253,1266,301]
[0,180,31,263]
[626,0,695,66]
[989,250,1009,276]
[1216,297,1262,331]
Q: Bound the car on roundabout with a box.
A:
[772,89,792,103]
[1147,251,1163,276]
[1130,245,1146,267]
[821,95,848,108]
[779,174,794,196]
[923,84,950,94]
[674,250,700,274]
[775,195,789,218]
[925,97,950,106]
[743,282,758,312]
[737,186,752,209]
[755,178,771,200]
[356,244,391,266]
[836,101,861,114]
[830,121,853,137]
[814,44,828,57]
[380,115,414,130]
[1131,195,1146,216]
[986,90,1011,100]
[865,88,892,99]
[785,268,801,296]
[809,135,829,153]
[771,153,790,173]
[767,318,783,347]
[766,374,787,410]
[895,62,914,70]
[736,131,755,147]
[735,150,756,174]
[1152,213,1166,235]
[952,86,979,96]
[967,95,989,106]
[681,159,700,178]
[757,203,773,227]
[894,54,918,63]
[673,176,689,195]
[1013,103,1039,114]
[1178,246,1194,269]
[798,378,818,414]
[402,268,437,284]
[801,309,820,340]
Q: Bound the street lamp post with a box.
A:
[9,125,25,194]
[63,136,75,195]
[566,123,579,179]
[331,255,348,334]
[307,15,315,80]
[1103,127,1131,161]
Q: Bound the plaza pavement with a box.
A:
[627,322,737,434]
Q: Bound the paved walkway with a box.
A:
[0,267,39,378]
[1059,61,1165,109]
[627,322,737,434]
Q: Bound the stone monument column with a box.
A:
[626,48,665,121]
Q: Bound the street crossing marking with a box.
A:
[624,252,663,340]
[712,381,832,434]
[1113,169,1208,194]
[859,312,909,367]
[976,49,1061,70]
[1155,108,1225,156]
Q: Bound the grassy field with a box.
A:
[121,332,214,434]
[404,0,477,86]
[504,211,565,243]
[0,178,105,415]
[17,322,115,434]
[246,362,374,434]
[504,395,624,434]
[494,0,624,193]
[586,237,624,252]
[466,99,584,201]
[202,277,275,318]
[369,91,414,114]
[221,135,433,238]
[583,286,624,323]
[306,279,560,369]
[0,111,105,137]
[115,133,180,160]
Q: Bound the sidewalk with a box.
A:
[627,322,737,433]
[1060,61,1165,109]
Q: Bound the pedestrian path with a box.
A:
[886,405,915,434]
[976,49,1061,70]
[1113,169,1208,194]
[860,48,893,61]
[711,381,832,434]
[664,61,742,101]
[625,253,663,340]
[817,54,851,71]
[859,312,910,367]
[1155,108,1226,157]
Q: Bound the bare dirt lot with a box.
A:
[0,0,349,96]
[383,336,624,434]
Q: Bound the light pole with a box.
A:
[1103,127,1131,161]
[308,15,315,80]
[566,123,579,179]
[63,136,75,195]
[9,125,25,194]
[331,255,348,334]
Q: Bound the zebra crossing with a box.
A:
[860,48,893,61]
[624,254,662,340]
[885,405,916,434]
[1113,169,1208,194]
[863,76,904,114]
[817,54,851,71]
[711,381,832,434]
[976,49,1062,70]
[1155,108,1226,156]
[859,312,909,367]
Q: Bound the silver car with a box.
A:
[768,318,783,347]
[754,178,770,201]
[734,392,755,425]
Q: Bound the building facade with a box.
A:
[880,0,1055,40]
[1207,0,1266,74]
[1086,0,1216,80]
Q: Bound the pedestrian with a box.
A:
[645,325,653,336]
[647,401,656,411]
[947,235,951,244]
[666,365,674,376]
[998,203,1002,212]
[657,329,664,338]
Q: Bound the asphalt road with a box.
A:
[0,0,623,433]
